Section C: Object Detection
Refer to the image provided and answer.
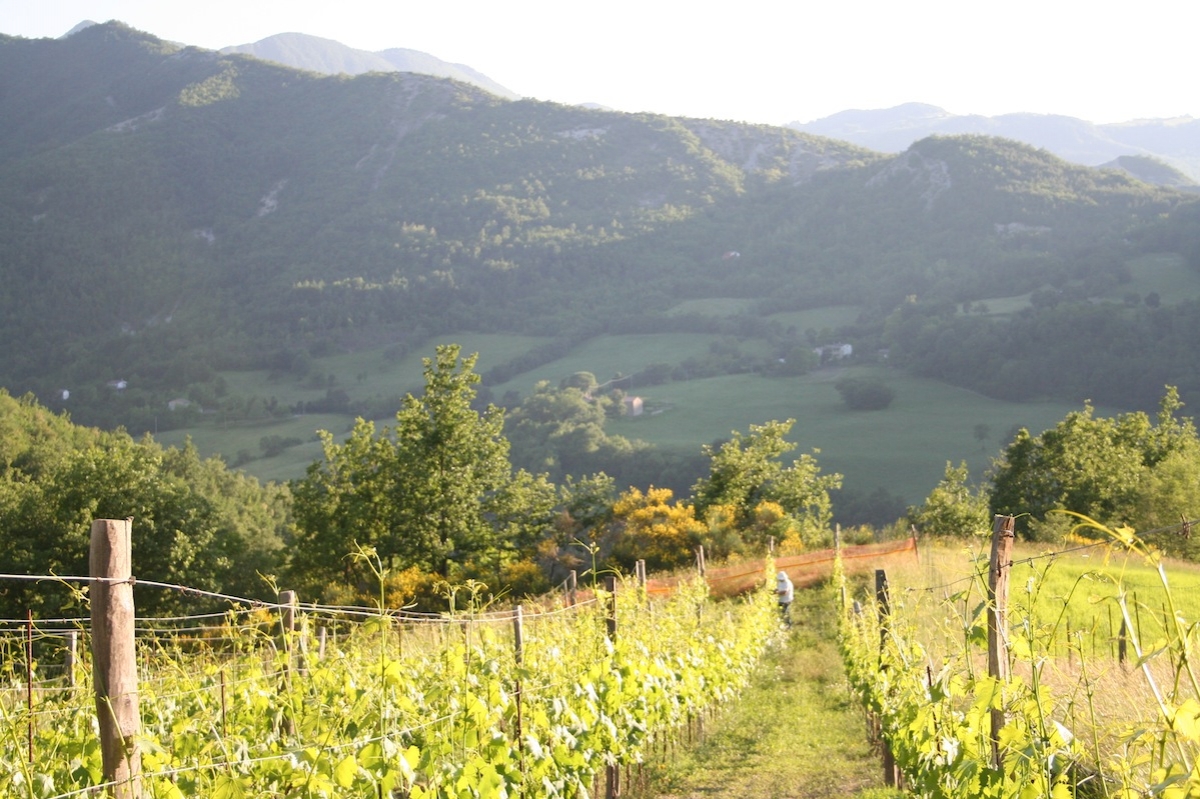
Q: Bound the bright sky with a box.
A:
[2,0,1196,125]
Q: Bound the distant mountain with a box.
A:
[1,21,1199,429]
[791,103,1200,182]
[221,32,519,100]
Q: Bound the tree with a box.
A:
[610,486,704,572]
[290,344,552,598]
[0,391,289,616]
[907,461,990,538]
[692,419,842,548]
[989,387,1200,539]
[835,375,896,410]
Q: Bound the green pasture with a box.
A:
[162,335,1123,501]
[666,297,756,316]
[488,333,773,399]
[884,538,1200,661]
[608,366,1115,503]
[765,304,862,332]
[963,292,1033,318]
[664,298,863,333]
[217,332,550,409]
[1112,253,1200,302]
[155,413,351,481]
[963,254,1200,321]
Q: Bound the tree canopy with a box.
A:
[989,386,1200,542]
[0,390,289,617]
[289,344,556,600]
[691,419,842,548]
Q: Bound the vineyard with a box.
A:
[0,520,781,799]
[840,514,1200,799]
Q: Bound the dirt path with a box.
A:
[645,590,898,799]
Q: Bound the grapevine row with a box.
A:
[1,574,778,798]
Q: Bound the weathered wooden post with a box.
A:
[568,570,578,607]
[279,590,308,673]
[987,514,1015,769]
[835,525,846,611]
[604,575,619,799]
[875,569,890,653]
[65,629,79,688]
[875,568,898,787]
[26,609,33,764]
[1118,619,1128,666]
[695,545,706,578]
[513,605,525,763]
[90,518,142,799]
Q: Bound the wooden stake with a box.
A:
[90,518,142,799]
[513,605,525,762]
[987,514,1015,769]
[605,575,617,643]
[26,609,33,764]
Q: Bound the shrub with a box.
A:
[835,376,896,410]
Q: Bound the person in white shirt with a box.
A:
[775,570,794,625]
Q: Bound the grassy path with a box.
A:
[643,588,901,799]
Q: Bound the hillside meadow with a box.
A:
[159,328,1120,503]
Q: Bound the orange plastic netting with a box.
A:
[643,536,918,598]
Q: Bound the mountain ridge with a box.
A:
[220,31,519,100]
[792,103,1200,181]
[0,21,1198,435]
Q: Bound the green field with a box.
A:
[607,366,1115,503]
[1116,252,1200,301]
[161,331,1118,506]
[488,333,773,399]
[765,305,863,332]
[666,297,757,316]
[215,332,551,410]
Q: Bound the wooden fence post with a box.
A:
[840,525,849,607]
[875,568,898,787]
[279,590,308,673]
[1118,619,1127,666]
[513,605,525,764]
[26,610,33,764]
[604,575,619,799]
[695,545,706,578]
[568,570,578,607]
[875,569,890,653]
[90,518,142,799]
[987,514,1015,769]
[65,629,79,688]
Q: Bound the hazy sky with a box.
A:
[2,0,1196,125]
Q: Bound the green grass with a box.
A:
[488,333,773,399]
[765,304,863,332]
[666,297,757,316]
[882,537,1200,662]
[608,366,1116,503]
[164,357,1117,501]
[963,254,1200,321]
[638,587,897,799]
[1111,253,1200,302]
[217,332,551,409]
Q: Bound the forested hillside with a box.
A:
[2,21,1200,433]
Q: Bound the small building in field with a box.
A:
[623,395,644,416]
[813,343,853,363]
